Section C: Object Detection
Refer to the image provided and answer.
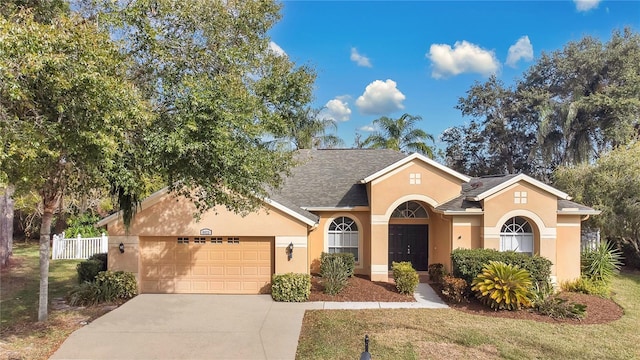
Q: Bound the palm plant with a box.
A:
[471,261,533,310]
[361,113,435,157]
[581,240,624,283]
[287,107,344,150]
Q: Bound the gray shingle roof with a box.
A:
[557,199,599,213]
[270,149,407,209]
[435,195,482,213]
[462,174,519,199]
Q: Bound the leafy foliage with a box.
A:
[443,29,640,181]
[362,113,435,157]
[471,261,533,311]
[440,275,467,303]
[391,261,419,295]
[561,277,611,297]
[320,254,350,295]
[535,297,586,320]
[451,248,551,287]
[555,145,640,270]
[582,240,624,282]
[64,213,103,238]
[320,252,355,278]
[428,263,446,284]
[271,273,311,302]
[76,260,103,284]
[68,271,137,306]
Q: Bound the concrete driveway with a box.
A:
[50,294,322,360]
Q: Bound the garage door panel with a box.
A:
[140,237,273,294]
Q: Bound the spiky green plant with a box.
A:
[581,240,624,283]
[471,261,533,310]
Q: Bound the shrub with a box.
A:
[65,213,104,237]
[581,240,624,282]
[535,297,586,320]
[89,253,108,272]
[471,261,533,310]
[320,252,355,277]
[561,277,610,297]
[320,256,350,295]
[68,271,137,306]
[440,275,467,303]
[77,259,103,284]
[428,263,446,284]
[392,261,419,295]
[95,271,138,300]
[451,248,552,287]
[271,273,311,302]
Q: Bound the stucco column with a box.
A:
[274,236,308,275]
[539,234,558,283]
[108,235,140,286]
[370,220,389,282]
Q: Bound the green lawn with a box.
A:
[0,243,108,360]
[297,273,640,360]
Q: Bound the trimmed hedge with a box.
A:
[451,248,552,287]
[391,261,419,295]
[89,253,108,272]
[271,273,311,302]
[320,252,355,277]
[428,263,446,284]
[68,270,137,306]
[77,259,103,284]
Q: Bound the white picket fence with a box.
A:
[581,228,601,252]
[51,232,109,260]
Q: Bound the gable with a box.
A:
[483,181,558,229]
[102,192,311,237]
[369,159,465,214]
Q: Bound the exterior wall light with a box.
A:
[286,242,294,261]
[119,242,125,253]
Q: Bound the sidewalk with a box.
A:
[308,282,449,309]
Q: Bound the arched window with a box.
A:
[500,217,533,255]
[328,217,359,261]
[391,201,428,218]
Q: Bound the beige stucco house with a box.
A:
[99,149,598,294]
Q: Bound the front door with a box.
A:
[388,225,428,271]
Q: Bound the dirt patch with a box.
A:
[309,274,415,302]
[415,342,500,360]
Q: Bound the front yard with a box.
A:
[0,243,112,360]
[297,272,640,359]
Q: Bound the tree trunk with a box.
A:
[0,185,15,268]
[38,208,54,322]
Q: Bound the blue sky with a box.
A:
[268,0,640,149]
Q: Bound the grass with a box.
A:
[0,242,110,360]
[297,272,640,360]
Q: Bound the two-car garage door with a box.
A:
[139,236,273,294]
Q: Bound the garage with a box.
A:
[139,236,273,294]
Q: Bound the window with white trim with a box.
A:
[391,201,428,218]
[500,217,533,255]
[328,217,359,261]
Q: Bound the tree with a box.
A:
[0,185,15,268]
[362,113,435,157]
[446,76,538,177]
[0,11,151,321]
[554,142,640,269]
[80,0,316,215]
[286,108,344,150]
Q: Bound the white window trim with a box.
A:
[324,214,363,269]
[499,217,534,254]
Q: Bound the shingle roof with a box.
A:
[435,195,482,213]
[270,149,407,209]
[461,174,519,199]
[557,199,600,213]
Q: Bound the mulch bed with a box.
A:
[309,274,415,302]
[438,287,623,325]
[309,274,624,325]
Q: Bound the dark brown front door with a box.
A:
[388,225,428,271]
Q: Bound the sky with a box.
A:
[268,0,640,149]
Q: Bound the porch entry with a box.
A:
[388,224,428,271]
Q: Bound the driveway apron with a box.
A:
[50,294,321,360]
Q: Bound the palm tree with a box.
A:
[362,113,435,157]
[288,108,344,150]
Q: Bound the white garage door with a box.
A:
[140,236,273,294]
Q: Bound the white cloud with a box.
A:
[358,124,376,132]
[574,0,600,12]
[506,36,534,68]
[269,41,287,57]
[427,40,500,79]
[320,98,352,122]
[355,79,406,115]
[350,47,372,68]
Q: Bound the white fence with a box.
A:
[51,232,109,260]
[581,228,601,252]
